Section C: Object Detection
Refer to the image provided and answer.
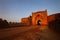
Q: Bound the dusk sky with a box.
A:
[0,0,60,22]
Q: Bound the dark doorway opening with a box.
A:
[37,20,41,25]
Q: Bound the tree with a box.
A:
[0,18,9,28]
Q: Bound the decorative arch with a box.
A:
[35,14,43,20]
[35,14,42,25]
[37,20,41,25]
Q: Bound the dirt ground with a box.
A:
[0,25,60,40]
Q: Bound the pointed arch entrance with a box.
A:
[32,10,48,25]
[37,20,41,25]
[35,14,42,25]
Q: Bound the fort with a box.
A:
[21,10,60,26]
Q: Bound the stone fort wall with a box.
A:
[21,10,60,26]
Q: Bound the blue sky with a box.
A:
[0,0,60,22]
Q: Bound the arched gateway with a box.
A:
[37,20,41,25]
[32,10,48,25]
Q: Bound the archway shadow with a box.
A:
[37,20,41,25]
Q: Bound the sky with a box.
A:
[0,0,60,22]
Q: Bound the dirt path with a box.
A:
[0,26,60,40]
